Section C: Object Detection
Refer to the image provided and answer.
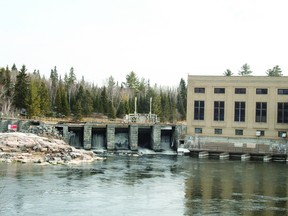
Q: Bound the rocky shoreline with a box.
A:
[0,132,104,165]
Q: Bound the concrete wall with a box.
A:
[83,124,92,149]
[129,125,138,151]
[106,124,115,150]
[151,125,161,151]
[185,135,288,154]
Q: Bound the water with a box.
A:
[1,156,288,216]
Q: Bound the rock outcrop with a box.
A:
[0,132,103,164]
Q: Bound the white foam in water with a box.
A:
[138,147,177,155]
[138,147,156,155]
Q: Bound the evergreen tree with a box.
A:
[83,90,93,116]
[100,87,109,115]
[108,100,116,119]
[11,63,17,71]
[55,80,70,117]
[238,63,252,76]
[125,71,140,90]
[64,67,76,110]
[0,67,5,85]
[116,100,126,118]
[93,91,102,113]
[14,65,29,110]
[177,78,187,120]
[50,66,58,106]
[26,78,41,118]
[223,69,233,76]
[160,91,169,122]
[73,100,82,121]
[152,94,161,117]
[4,67,13,98]
[266,65,283,76]
[39,81,51,116]
[168,91,177,123]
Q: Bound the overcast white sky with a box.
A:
[1,0,288,86]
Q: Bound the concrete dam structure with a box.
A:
[56,123,187,153]
[0,118,187,153]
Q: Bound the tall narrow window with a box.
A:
[214,101,225,121]
[194,101,205,120]
[255,102,267,122]
[277,102,288,123]
[234,102,245,122]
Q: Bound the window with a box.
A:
[235,129,243,135]
[278,89,288,95]
[277,102,288,123]
[214,88,225,94]
[256,88,268,94]
[214,101,225,121]
[255,102,267,122]
[234,102,245,122]
[194,101,205,120]
[194,88,205,93]
[195,128,202,134]
[278,131,287,138]
[215,128,222,134]
[256,130,265,136]
[235,88,246,94]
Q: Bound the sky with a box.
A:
[1,0,288,87]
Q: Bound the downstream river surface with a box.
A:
[1,155,288,216]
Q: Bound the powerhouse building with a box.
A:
[187,75,288,140]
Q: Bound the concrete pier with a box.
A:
[263,155,272,162]
[219,152,229,160]
[241,154,250,161]
[106,124,115,150]
[199,151,209,158]
[83,124,92,150]
[151,125,161,151]
[129,125,138,151]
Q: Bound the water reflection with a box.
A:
[184,160,288,215]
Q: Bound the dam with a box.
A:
[0,118,187,153]
[56,123,186,152]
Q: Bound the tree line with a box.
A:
[0,64,187,123]
[223,63,283,76]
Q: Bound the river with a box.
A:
[0,155,287,216]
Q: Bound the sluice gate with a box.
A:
[138,127,152,149]
[92,127,106,150]
[68,126,84,148]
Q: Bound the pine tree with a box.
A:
[14,65,29,110]
[266,65,283,76]
[177,78,187,120]
[116,100,126,118]
[223,69,233,76]
[73,100,82,121]
[26,78,41,118]
[55,80,70,117]
[50,66,58,106]
[83,90,93,116]
[108,100,116,119]
[238,63,252,76]
[39,81,51,116]
[100,87,109,115]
